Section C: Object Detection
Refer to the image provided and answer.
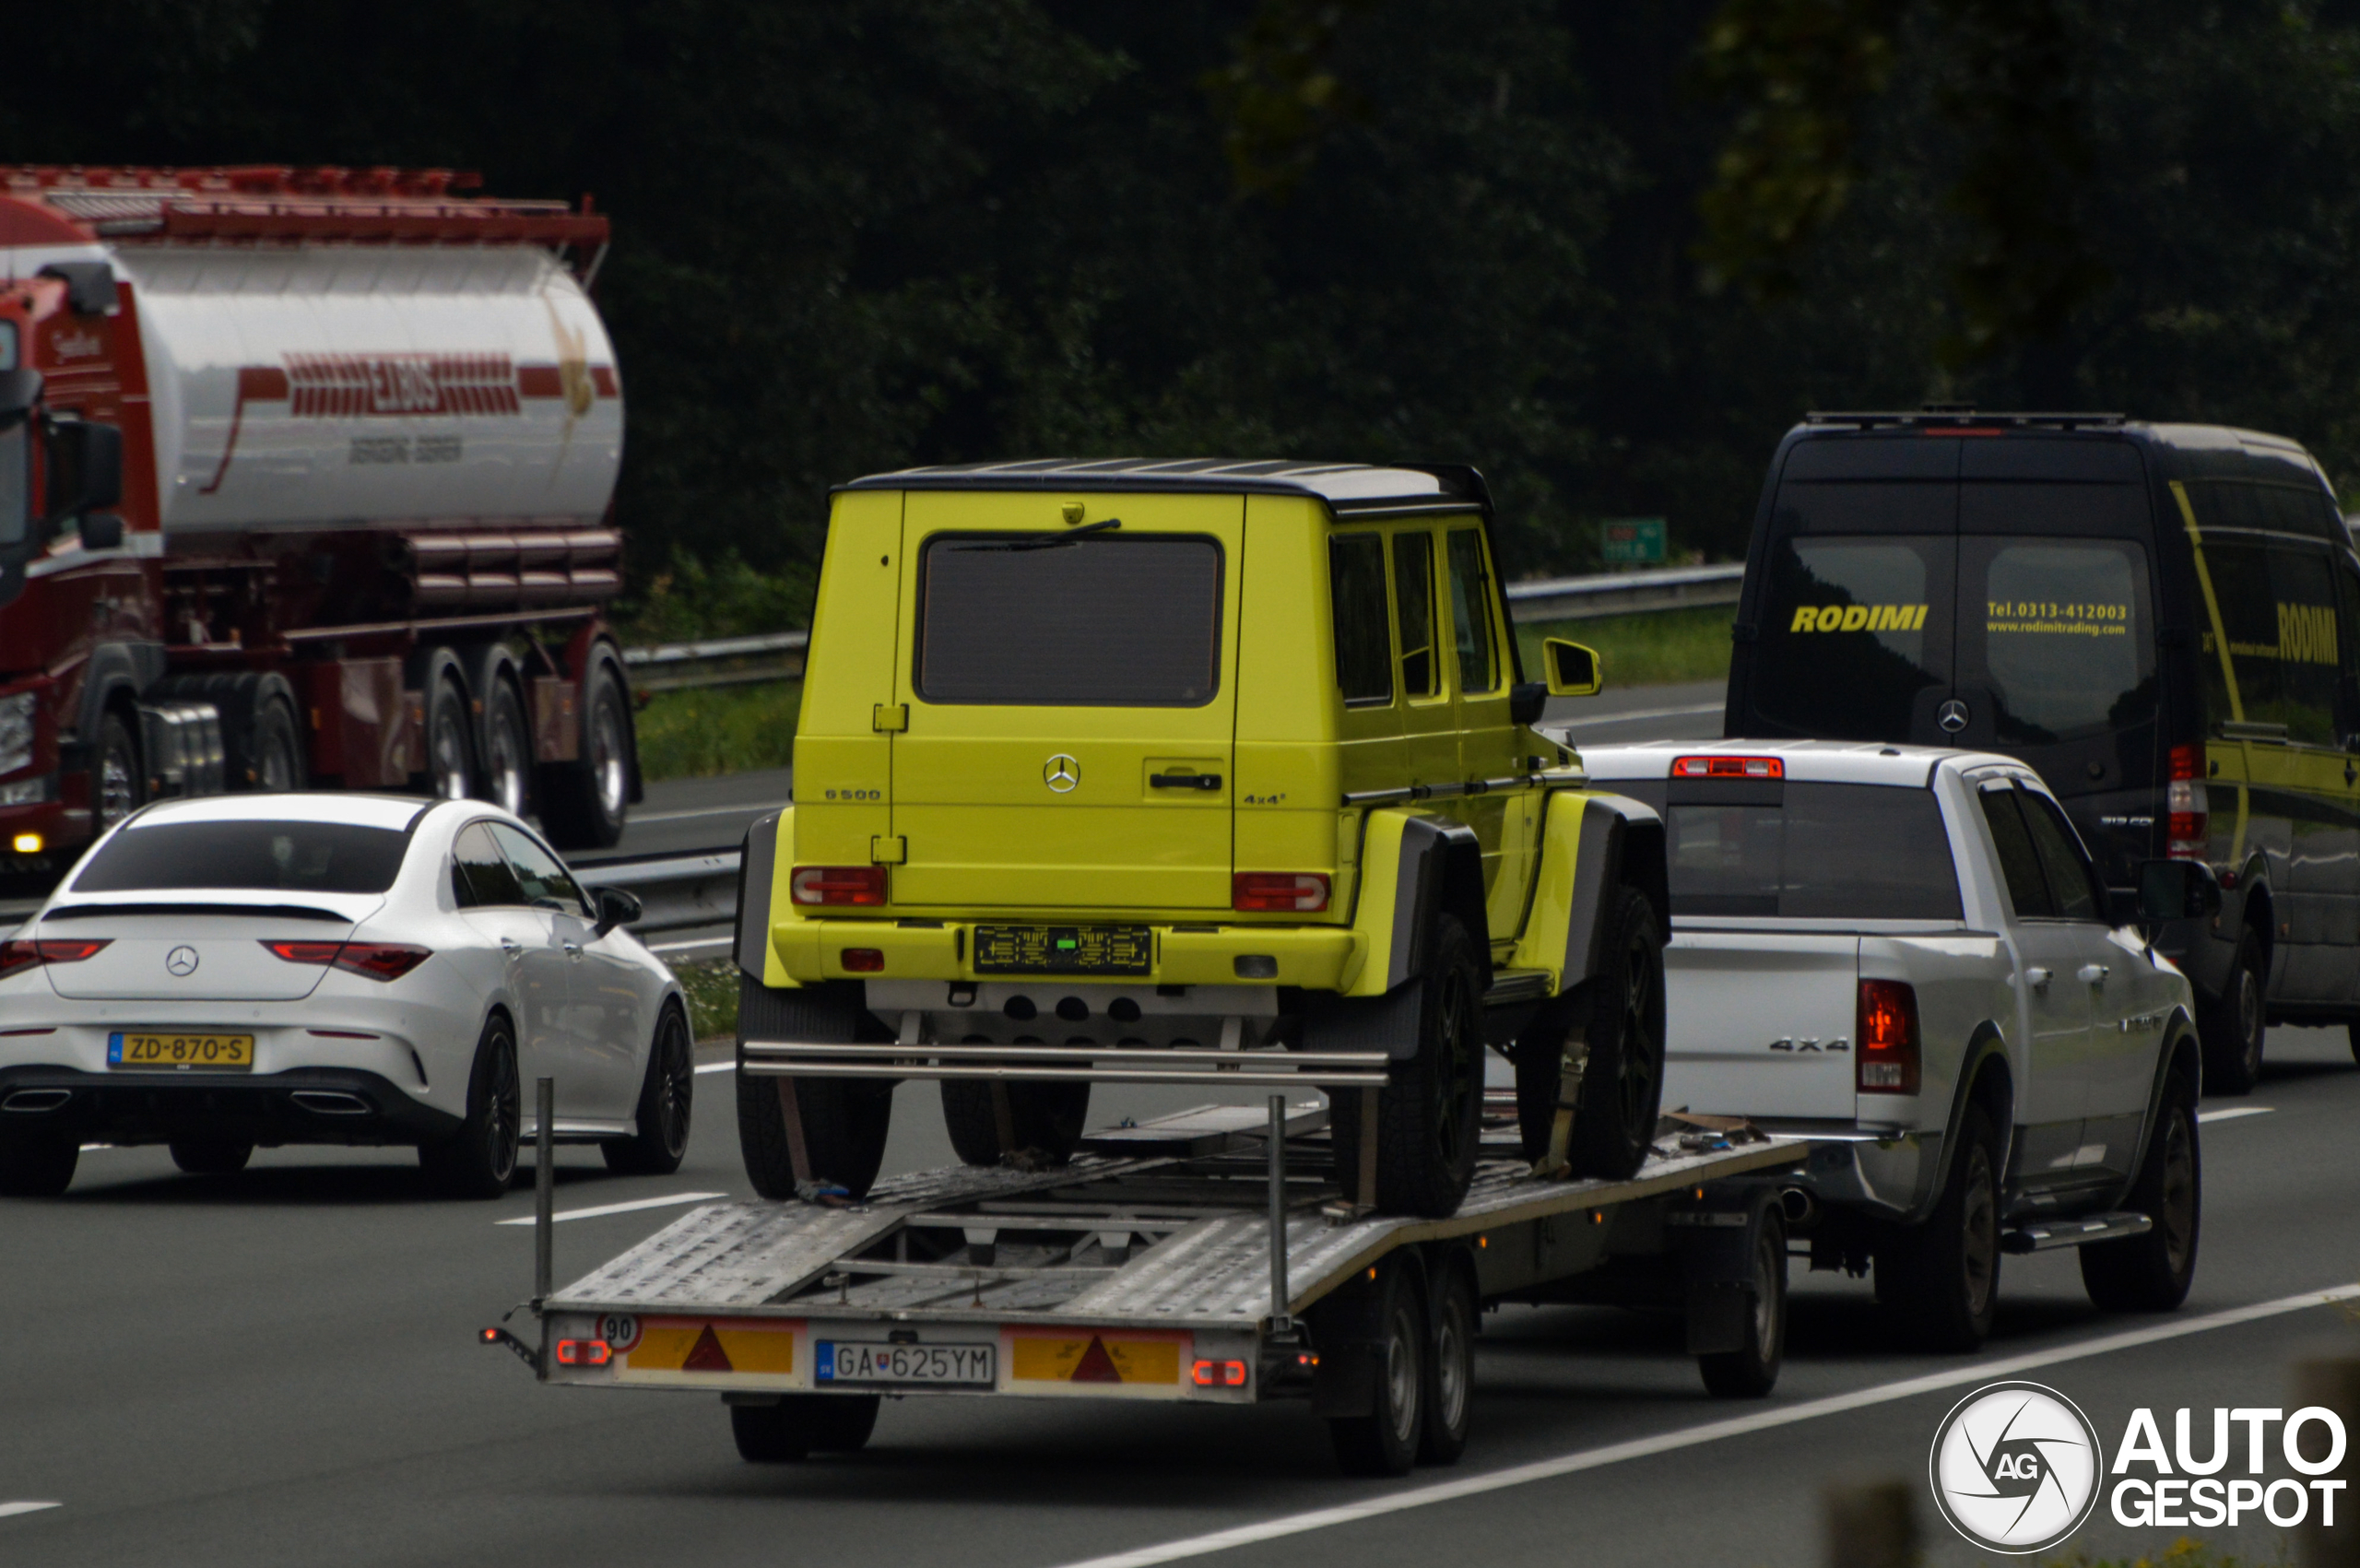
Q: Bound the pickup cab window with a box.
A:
[1617,780,1961,920]
[1977,784,2103,919]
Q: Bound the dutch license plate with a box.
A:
[816,1340,996,1386]
[974,925,1151,976]
[108,1032,254,1071]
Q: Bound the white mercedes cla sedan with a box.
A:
[0,794,691,1198]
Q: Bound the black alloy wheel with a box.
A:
[2200,930,2266,1094]
[607,1004,695,1175]
[1328,914,1485,1218]
[421,1017,521,1199]
[2081,1067,2201,1312]
[1878,1103,2002,1351]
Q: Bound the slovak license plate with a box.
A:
[108,1032,254,1071]
[816,1340,995,1386]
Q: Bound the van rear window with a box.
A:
[915,536,1222,706]
[1617,781,1962,920]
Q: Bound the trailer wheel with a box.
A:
[1328,1260,1427,1477]
[541,659,630,850]
[89,709,142,831]
[730,1400,809,1462]
[0,1130,77,1197]
[169,1139,254,1176]
[1417,1261,1477,1466]
[605,1003,693,1176]
[1699,1208,1787,1397]
[2081,1066,2201,1313]
[1327,914,1485,1218]
[2199,928,2266,1094]
[736,975,891,1199]
[1876,1102,2000,1350]
[478,677,532,818]
[811,1394,881,1452]
[940,1080,1089,1168]
[419,1015,521,1199]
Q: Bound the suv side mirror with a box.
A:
[1540,638,1602,698]
[591,884,643,937]
[2136,858,2223,925]
[44,418,123,525]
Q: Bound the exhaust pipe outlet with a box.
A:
[1778,1185,1819,1230]
[1,1089,71,1112]
[290,1091,372,1115]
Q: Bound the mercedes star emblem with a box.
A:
[165,946,200,977]
[1938,699,1970,734]
[1044,753,1081,793]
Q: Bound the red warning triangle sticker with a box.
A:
[1070,1336,1122,1384]
[681,1324,734,1373]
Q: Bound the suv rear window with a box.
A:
[1617,781,1962,920]
[73,820,409,894]
[915,536,1222,706]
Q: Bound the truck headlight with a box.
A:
[0,691,33,776]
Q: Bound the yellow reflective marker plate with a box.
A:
[109,1032,254,1070]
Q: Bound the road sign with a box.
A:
[1599,517,1666,566]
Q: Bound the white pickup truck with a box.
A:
[1555,739,2213,1350]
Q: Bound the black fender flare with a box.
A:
[1914,1023,2015,1226]
[1561,793,1666,993]
[736,808,783,981]
[2108,1008,2203,1208]
[1386,814,1491,986]
[64,641,164,769]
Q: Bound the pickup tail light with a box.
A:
[1857,978,1921,1094]
[791,865,888,907]
[2167,743,2208,861]
[262,940,431,982]
[0,937,112,978]
[1671,755,1784,779]
[1233,872,1330,913]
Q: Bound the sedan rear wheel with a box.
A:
[420,1016,521,1199]
[606,1004,694,1175]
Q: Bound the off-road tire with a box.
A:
[1877,1103,2002,1351]
[1328,914,1485,1218]
[0,1131,77,1197]
[605,1003,693,1176]
[736,975,892,1199]
[419,1015,521,1199]
[1417,1261,1477,1466]
[941,1080,1090,1168]
[2199,927,2266,1094]
[1328,1259,1427,1477]
[541,659,631,851]
[1699,1208,1788,1397]
[1514,886,1667,1180]
[2081,1066,2201,1313]
[169,1139,254,1175]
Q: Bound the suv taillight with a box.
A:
[1233,872,1330,913]
[1857,979,1920,1094]
[0,937,111,978]
[2167,743,2208,861]
[792,866,888,907]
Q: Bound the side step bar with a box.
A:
[739,1039,1391,1088]
[2001,1210,2154,1254]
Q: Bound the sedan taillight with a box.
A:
[0,937,111,978]
[263,940,431,982]
[791,866,887,906]
[1233,872,1330,913]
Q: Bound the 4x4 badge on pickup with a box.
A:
[1043,754,1080,793]
[1769,1036,1848,1052]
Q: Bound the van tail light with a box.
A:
[791,866,888,906]
[1857,979,1920,1094]
[262,940,431,982]
[1671,755,1784,778]
[0,937,112,978]
[1233,872,1330,913]
[2167,743,2208,861]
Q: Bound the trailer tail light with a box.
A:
[1192,1359,1248,1387]
[554,1338,612,1367]
[791,866,888,907]
[840,948,885,973]
[1857,979,1921,1094]
[262,940,431,981]
[2167,743,2209,861]
[1233,872,1330,913]
[1671,755,1784,779]
[0,937,112,978]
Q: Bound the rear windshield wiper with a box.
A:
[952,519,1122,552]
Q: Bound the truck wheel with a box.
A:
[1328,1259,1427,1477]
[1876,1102,2001,1350]
[169,1139,254,1175]
[248,693,305,792]
[736,975,891,1199]
[2199,928,2266,1094]
[541,660,631,850]
[418,672,475,802]
[940,1080,1090,1167]
[478,677,532,818]
[1417,1262,1478,1466]
[419,1016,522,1199]
[0,1130,77,1197]
[604,1004,694,1176]
[1516,888,1667,1180]
[1699,1208,1788,1397]
[2081,1067,2201,1313]
[1328,914,1484,1218]
[89,709,142,832]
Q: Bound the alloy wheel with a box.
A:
[1961,1144,1999,1319]
[1617,928,1661,1146]
[2159,1109,2197,1271]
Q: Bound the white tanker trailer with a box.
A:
[0,164,642,878]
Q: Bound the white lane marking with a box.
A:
[2199,1105,2274,1124]
[694,1061,736,1075]
[1050,1281,2360,1568]
[1553,701,1723,728]
[495,1191,726,1226]
[0,1503,60,1520]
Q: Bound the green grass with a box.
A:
[634,681,801,782]
[1514,604,1735,690]
[675,958,743,1043]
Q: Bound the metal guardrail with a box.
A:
[572,847,743,936]
[618,565,1741,691]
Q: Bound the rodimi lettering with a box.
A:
[2277,602,2338,666]
[1788,604,1929,633]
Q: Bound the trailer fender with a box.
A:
[1672,1184,1780,1356]
[63,641,164,765]
[1306,1252,1427,1419]
[1509,792,1665,995]
[1341,810,1487,997]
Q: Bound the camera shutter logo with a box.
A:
[1929,1381,2105,1553]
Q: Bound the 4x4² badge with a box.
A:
[1043,754,1080,793]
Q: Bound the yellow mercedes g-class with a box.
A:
[732,460,1670,1218]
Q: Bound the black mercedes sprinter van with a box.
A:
[1725,411,2360,1092]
